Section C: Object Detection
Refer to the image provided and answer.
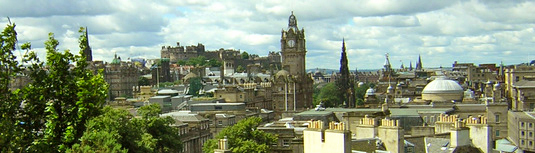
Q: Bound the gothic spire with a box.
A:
[83,27,92,61]
[337,38,353,108]
[416,54,422,70]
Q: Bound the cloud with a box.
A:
[1,0,534,69]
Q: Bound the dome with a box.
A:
[422,77,463,102]
[422,77,463,94]
[358,82,364,87]
[365,88,375,96]
[276,70,290,77]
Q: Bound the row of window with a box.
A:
[520,130,534,137]
[520,122,534,128]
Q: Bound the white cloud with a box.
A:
[1,0,534,69]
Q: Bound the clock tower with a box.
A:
[272,12,313,115]
[281,11,306,76]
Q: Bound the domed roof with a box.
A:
[422,77,463,94]
[365,88,375,96]
[276,70,290,77]
[358,82,364,87]
[158,89,179,95]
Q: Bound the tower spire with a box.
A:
[416,54,422,70]
[83,27,93,61]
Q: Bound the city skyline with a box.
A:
[1,0,534,69]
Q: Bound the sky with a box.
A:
[1,0,534,70]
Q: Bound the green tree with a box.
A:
[355,83,373,106]
[0,19,33,152]
[0,22,108,152]
[138,77,150,86]
[188,77,203,96]
[317,82,342,107]
[236,65,245,73]
[241,51,249,59]
[203,117,277,153]
[69,105,182,153]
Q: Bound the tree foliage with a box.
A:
[317,82,342,107]
[203,117,277,153]
[177,56,222,67]
[241,51,249,59]
[188,77,203,96]
[68,104,182,153]
[138,77,150,86]
[0,22,108,152]
[236,65,245,73]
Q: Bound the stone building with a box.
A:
[104,54,139,100]
[505,65,535,101]
[161,111,211,153]
[272,12,313,116]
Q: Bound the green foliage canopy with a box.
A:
[203,117,277,153]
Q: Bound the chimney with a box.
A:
[214,136,231,153]
[450,119,470,148]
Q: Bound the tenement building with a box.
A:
[104,54,139,100]
[272,12,313,116]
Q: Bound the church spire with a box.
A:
[409,61,413,71]
[416,54,422,70]
[83,27,92,61]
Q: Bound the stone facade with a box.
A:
[103,54,139,100]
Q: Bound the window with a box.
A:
[496,130,500,137]
[530,123,533,128]
[423,116,428,123]
[530,141,533,146]
[522,140,525,145]
[522,131,525,136]
[240,95,243,99]
[495,114,500,123]
[530,132,533,137]
[218,121,223,126]
[430,116,435,123]
[283,140,290,146]
[522,122,525,127]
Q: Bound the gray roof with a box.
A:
[495,139,518,152]
[425,137,452,153]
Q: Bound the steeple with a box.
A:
[83,27,92,61]
[409,61,413,71]
[416,54,422,70]
[337,38,353,108]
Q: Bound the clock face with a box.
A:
[287,40,295,47]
